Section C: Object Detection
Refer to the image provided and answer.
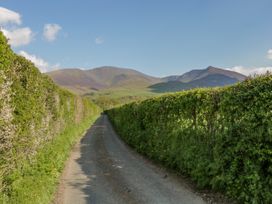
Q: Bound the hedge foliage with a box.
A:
[0,32,100,201]
[107,74,272,203]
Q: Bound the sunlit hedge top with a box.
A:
[107,73,272,203]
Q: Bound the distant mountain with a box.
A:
[150,66,246,93]
[181,66,245,82]
[46,66,246,95]
[46,66,161,94]
[162,75,181,82]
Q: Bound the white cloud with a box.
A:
[1,27,33,47]
[18,51,60,73]
[0,7,33,47]
[0,7,21,25]
[267,49,272,60]
[228,66,272,76]
[43,24,62,42]
[95,37,104,44]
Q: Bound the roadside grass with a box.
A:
[0,113,100,204]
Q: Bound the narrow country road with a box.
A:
[55,115,206,204]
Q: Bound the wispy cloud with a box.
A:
[19,51,60,73]
[43,24,62,42]
[228,66,272,76]
[228,50,272,76]
[95,37,104,44]
[0,7,21,25]
[267,49,272,60]
[1,27,33,47]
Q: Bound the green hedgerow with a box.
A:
[107,74,272,203]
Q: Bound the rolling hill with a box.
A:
[46,66,161,94]
[150,66,246,93]
[162,66,245,82]
[46,66,246,95]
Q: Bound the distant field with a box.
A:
[85,87,162,110]
[46,66,246,110]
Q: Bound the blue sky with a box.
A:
[1,0,272,76]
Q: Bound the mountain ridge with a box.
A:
[46,66,246,94]
[151,66,247,92]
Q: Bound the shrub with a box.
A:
[0,31,101,202]
[107,74,272,203]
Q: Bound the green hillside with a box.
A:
[107,74,272,203]
[85,87,161,110]
[0,32,101,203]
[46,66,162,95]
[46,66,246,109]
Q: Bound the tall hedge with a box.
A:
[107,74,272,203]
[0,32,100,196]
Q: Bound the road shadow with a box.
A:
[72,115,139,204]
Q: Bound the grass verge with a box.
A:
[0,113,100,204]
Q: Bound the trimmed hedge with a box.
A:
[107,74,272,203]
[0,32,101,201]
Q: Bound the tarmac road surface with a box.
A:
[55,115,206,204]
